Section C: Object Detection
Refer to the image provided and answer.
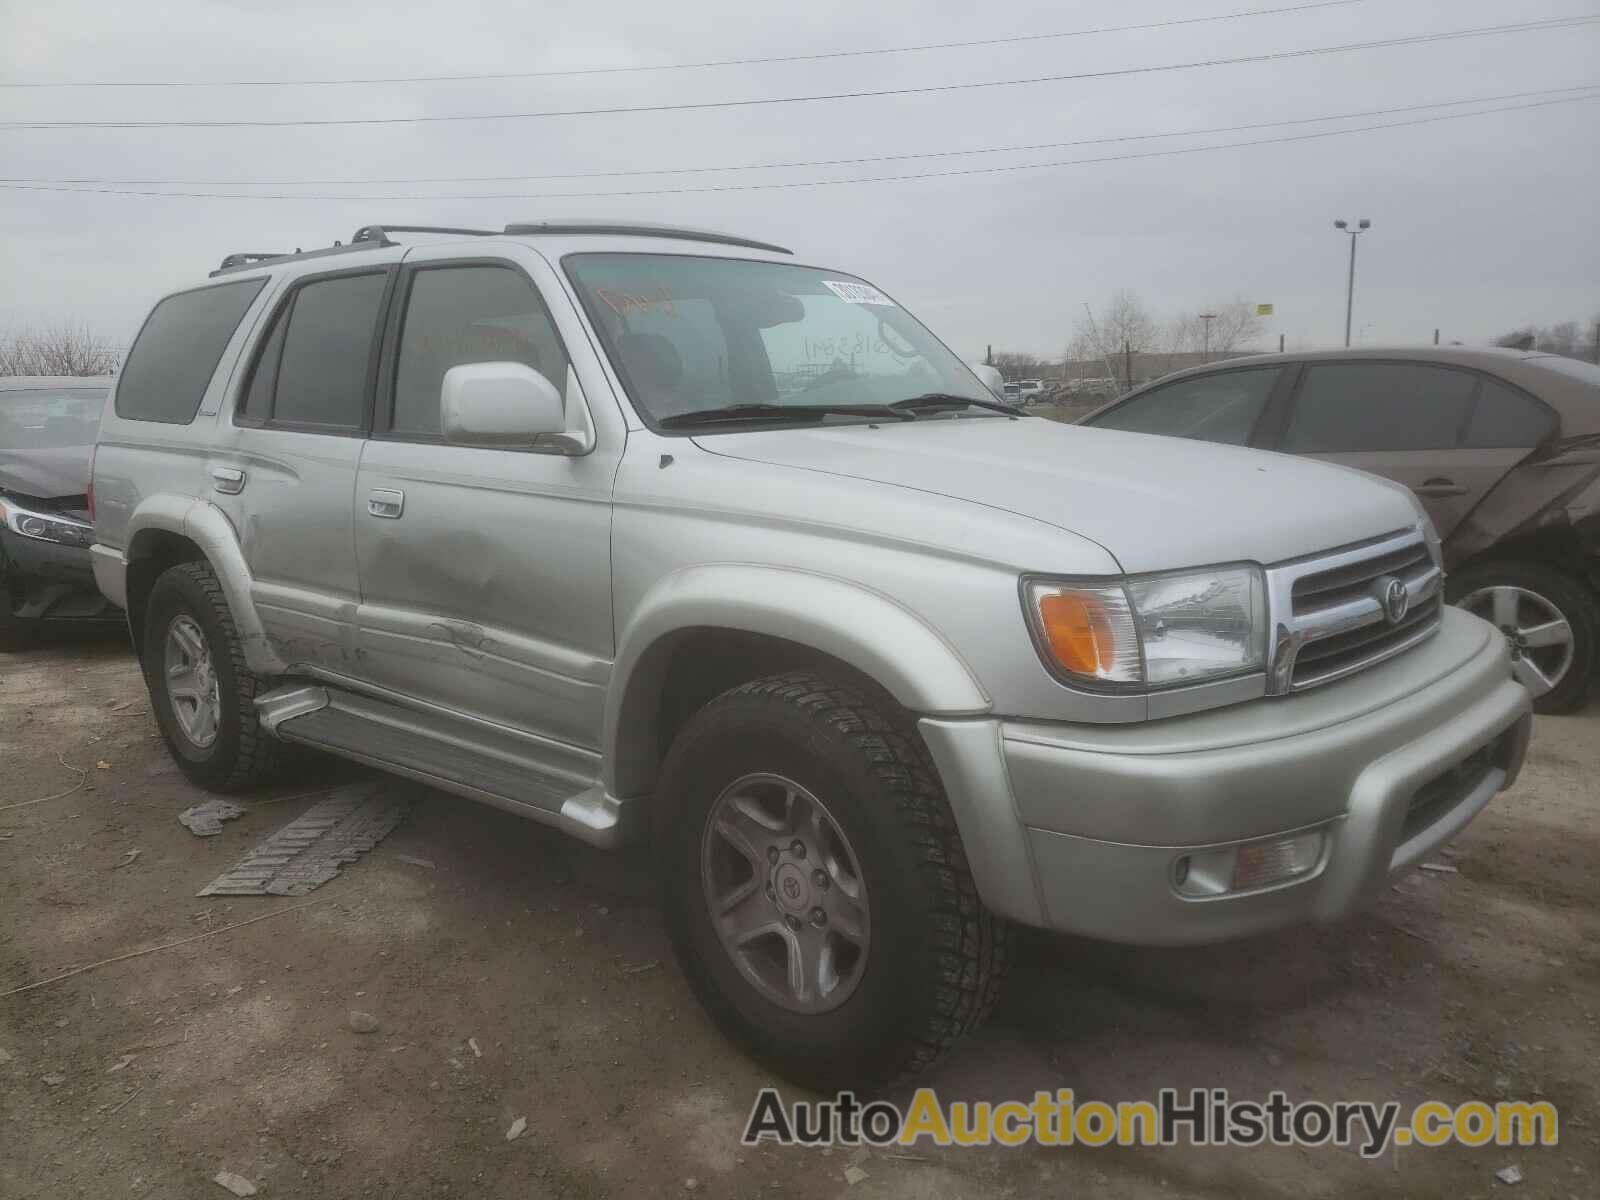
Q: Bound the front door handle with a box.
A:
[1415,477,1468,498]
[367,488,405,519]
[210,466,246,495]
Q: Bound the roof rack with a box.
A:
[209,242,368,277]
[502,220,791,255]
[349,223,499,247]
[209,219,791,278]
[208,224,497,278]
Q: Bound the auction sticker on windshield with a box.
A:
[821,279,896,305]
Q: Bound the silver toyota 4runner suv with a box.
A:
[92,221,1532,1089]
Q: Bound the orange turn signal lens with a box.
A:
[1037,591,1116,676]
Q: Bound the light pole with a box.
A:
[1198,312,1218,362]
[1333,218,1370,348]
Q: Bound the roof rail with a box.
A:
[215,252,285,272]
[209,220,789,279]
[502,220,791,255]
[208,224,499,277]
[350,223,498,246]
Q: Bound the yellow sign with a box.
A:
[1256,303,1274,317]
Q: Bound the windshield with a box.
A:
[0,387,108,449]
[564,253,991,427]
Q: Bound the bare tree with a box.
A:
[989,351,1051,381]
[1168,300,1264,359]
[0,320,122,377]
[1496,317,1599,360]
[1094,291,1159,356]
[1071,292,1160,389]
[1541,321,1581,357]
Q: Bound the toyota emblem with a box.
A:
[1381,577,1409,625]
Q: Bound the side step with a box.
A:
[255,684,630,848]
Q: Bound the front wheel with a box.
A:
[1449,560,1597,714]
[655,671,1008,1091]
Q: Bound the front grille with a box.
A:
[1265,528,1443,693]
[1292,541,1430,607]
[1293,595,1442,687]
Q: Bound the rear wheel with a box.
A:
[1449,560,1597,714]
[143,561,282,790]
[655,670,1009,1091]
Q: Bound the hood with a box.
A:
[0,443,92,503]
[693,417,1420,574]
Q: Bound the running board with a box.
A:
[255,684,631,848]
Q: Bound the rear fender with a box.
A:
[124,495,286,676]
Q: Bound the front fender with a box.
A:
[123,495,287,676]
[604,564,991,798]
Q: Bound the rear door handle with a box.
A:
[367,488,405,519]
[210,466,246,495]
[1415,477,1468,498]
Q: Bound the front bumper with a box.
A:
[0,527,121,627]
[920,606,1532,945]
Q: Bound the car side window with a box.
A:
[241,304,287,424]
[1284,363,1476,453]
[271,273,388,429]
[117,278,266,424]
[1462,379,1557,448]
[390,264,572,438]
[1090,367,1280,446]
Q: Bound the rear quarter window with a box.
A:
[1462,379,1557,448]
[115,278,266,423]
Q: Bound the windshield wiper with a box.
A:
[890,392,1022,417]
[658,403,914,429]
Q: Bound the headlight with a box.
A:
[1419,514,1442,568]
[0,497,95,549]
[1024,565,1267,690]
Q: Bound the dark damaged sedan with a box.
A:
[1082,348,1600,713]
[1,376,121,632]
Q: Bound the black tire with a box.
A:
[654,669,1009,1091]
[142,561,282,790]
[1447,559,1598,715]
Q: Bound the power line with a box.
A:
[3,91,1592,201]
[7,84,1596,187]
[3,16,1595,131]
[0,1,1366,88]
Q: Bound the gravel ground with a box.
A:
[1,631,1596,1199]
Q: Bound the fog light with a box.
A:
[1231,832,1323,891]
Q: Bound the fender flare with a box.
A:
[123,496,287,676]
[604,564,990,797]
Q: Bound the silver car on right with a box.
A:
[1084,347,1600,712]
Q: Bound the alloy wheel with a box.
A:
[699,772,870,1014]
[163,613,221,748]
[1458,584,1575,699]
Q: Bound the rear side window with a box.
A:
[1090,367,1279,446]
[115,279,265,423]
[239,271,388,431]
[1284,363,1476,453]
[1462,379,1557,448]
[273,273,387,428]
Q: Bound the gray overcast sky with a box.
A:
[1,0,1596,359]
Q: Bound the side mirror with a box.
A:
[441,362,567,447]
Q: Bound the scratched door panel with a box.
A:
[348,250,620,750]
[351,438,614,748]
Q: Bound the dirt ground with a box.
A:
[2,631,1596,1200]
